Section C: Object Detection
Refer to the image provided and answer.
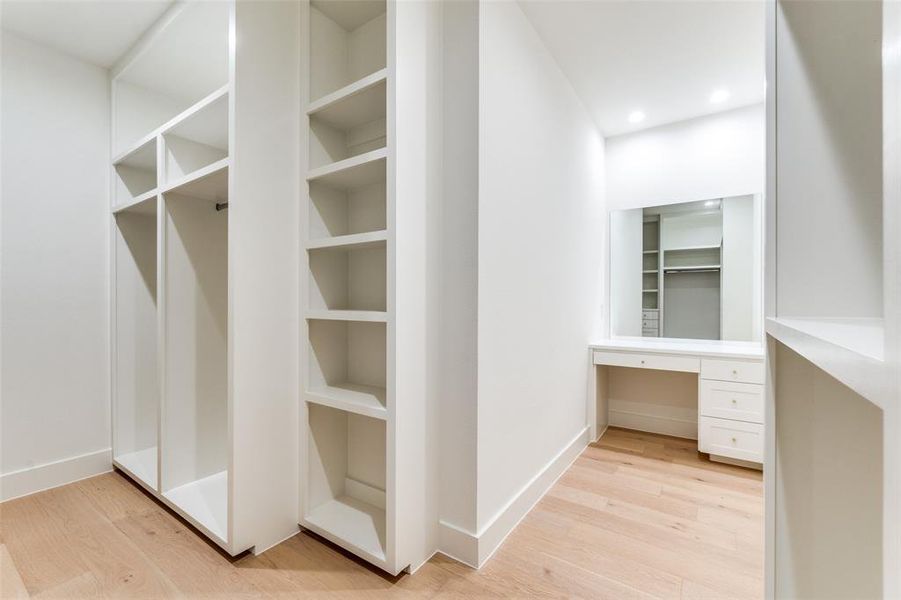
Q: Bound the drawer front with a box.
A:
[699,416,763,463]
[700,380,764,423]
[593,351,699,373]
[642,319,659,330]
[701,358,765,385]
[641,329,659,337]
[641,310,659,320]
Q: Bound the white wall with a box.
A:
[476,0,604,546]
[722,194,760,341]
[606,103,764,210]
[609,210,641,336]
[438,0,479,542]
[1,32,111,500]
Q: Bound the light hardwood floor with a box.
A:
[0,428,763,599]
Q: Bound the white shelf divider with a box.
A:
[114,447,158,491]
[305,309,388,323]
[307,69,387,130]
[766,317,886,407]
[163,471,229,546]
[305,384,387,420]
[307,148,387,190]
[113,190,158,215]
[306,230,387,251]
[161,158,229,200]
[304,496,387,566]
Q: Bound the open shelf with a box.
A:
[305,495,387,565]
[310,178,386,239]
[308,319,386,405]
[306,309,387,322]
[113,190,157,215]
[113,2,229,153]
[162,158,229,202]
[306,230,387,251]
[308,69,387,130]
[305,402,387,565]
[642,269,657,274]
[310,0,387,101]
[114,138,157,207]
[115,447,157,491]
[306,383,387,420]
[309,240,386,313]
[163,89,228,186]
[663,246,721,269]
[766,317,885,407]
[643,289,659,293]
[308,148,387,190]
[642,250,658,254]
[164,471,228,544]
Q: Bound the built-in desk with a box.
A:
[589,337,765,465]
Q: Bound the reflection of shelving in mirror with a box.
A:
[610,195,761,341]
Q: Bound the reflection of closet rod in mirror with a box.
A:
[664,267,721,274]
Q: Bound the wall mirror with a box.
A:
[610,196,762,341]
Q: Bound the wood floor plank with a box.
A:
[0,543,30,599]
[1,428,762,599]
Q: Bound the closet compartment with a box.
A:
[305,403,388,566]
[160,189,229,546]
[309,0,387,102]
[113,139,157,210]
[308,240,386,315]
[162,90,229,186]
[112,199,159,491]
[306,319,386,419]
[112,2,229,154]
[310,179,387,240]
[308,71,386,170]
[663,246,721,270]
[767,0,885,369]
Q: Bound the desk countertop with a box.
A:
[589,337,765,360]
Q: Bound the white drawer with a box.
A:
[641,329,659,337]
[700,380,764,424]
[641,319,659,330]
[699,416,763,463]
[641,310,659,320]
[701,358,765,385]
[593,351,699,373]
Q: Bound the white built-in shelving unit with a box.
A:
[111,0,300,555]
[765,1,901,597]
[300,0,437,575]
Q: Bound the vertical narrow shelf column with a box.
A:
[301,0,393,571]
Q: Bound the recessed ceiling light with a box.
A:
[628,110,645,124]
[710,89,730,104]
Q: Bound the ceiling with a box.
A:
[519,0,765,137]
[1,0,172,68]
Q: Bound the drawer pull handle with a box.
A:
[732,369,738,375]
[640,360,645,365]
[731,437,737,443]
[731,398,737,404]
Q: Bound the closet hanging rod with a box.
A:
[664,267,720,274]
[215,202,229,211]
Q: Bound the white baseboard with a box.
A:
[437,520,479,567]
[1,448,112,502]
[437,427,589,568]
[609,400,697,440]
